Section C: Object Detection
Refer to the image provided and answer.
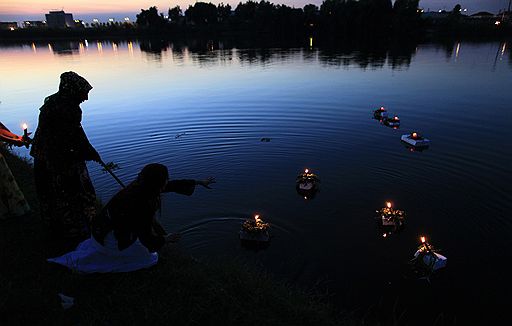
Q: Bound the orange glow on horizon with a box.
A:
[0,1,230,16]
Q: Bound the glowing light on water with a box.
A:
[128,41,133,55]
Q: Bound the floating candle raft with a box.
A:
[239,214,270,243]
[296,168,320,199]
[401,132,430,148]
[410,236,447,278]
[383,115,400,128]
[376,201,406,227]
[373,107,389,120]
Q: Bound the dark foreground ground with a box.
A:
[0,146,354,326]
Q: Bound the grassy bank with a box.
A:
[0,146,351,325]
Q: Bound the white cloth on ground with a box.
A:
[47,232,158,273]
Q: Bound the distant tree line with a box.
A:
[135,0,424,37]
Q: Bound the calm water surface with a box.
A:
[1,39,511,324]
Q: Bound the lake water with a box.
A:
[1,39,511,324]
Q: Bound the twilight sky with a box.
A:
[0,1,509,22]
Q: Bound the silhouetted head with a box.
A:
[137,163,169,194]
[59,71,92,104]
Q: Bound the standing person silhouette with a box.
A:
[30,71,101,247]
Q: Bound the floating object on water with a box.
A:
[175,132,187,139]
[240,214,270,245]
[296,168,320,200]
[401,132,430,148]
[383,116,400,128]
[260,137,271,142]
[376,201,406,229]
[373,107,389,120]
[410,236,447,278]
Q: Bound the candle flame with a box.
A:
[254,214,260,222]
[412,132,418,138]
[383,233,387,238]
[386,201,392,208]
[420,236,426,243]
[22,123,28,130]
[304,168,309,173]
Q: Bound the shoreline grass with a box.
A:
[0,145,352,325]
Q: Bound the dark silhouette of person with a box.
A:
[30,71,101,245]
[48,163,215,273]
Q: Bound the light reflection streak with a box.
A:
[455,42,461,60]
[31,43,36,53]
[97,41,103,53]
[127,41,133,56]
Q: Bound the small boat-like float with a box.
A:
[376,201,405,238]
[383,115,400,128]
[401,132,430,148]
[410,236,447,278]
[373,107,389,120]
[376,201,405,227]
[240,214,270,247]
[296,168,320,200]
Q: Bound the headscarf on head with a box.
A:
[137,163,169,194]
[58,71,92,101]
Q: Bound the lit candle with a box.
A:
[420,236,426,243]
[386,201,392,208]
[22,123,28,138]
[412,132,418,139]
[304,168,309,174]
[254,214,260,223]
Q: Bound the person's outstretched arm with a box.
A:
[163,177,216,196]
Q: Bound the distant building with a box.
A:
[0,22,18,31]
[45,10,75,28]
[23,21,47,28]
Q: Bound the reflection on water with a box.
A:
[8,39,512,70]
[1,38,511,324]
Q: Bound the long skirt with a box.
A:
[34,158,96,241]
[47,232,158,273]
